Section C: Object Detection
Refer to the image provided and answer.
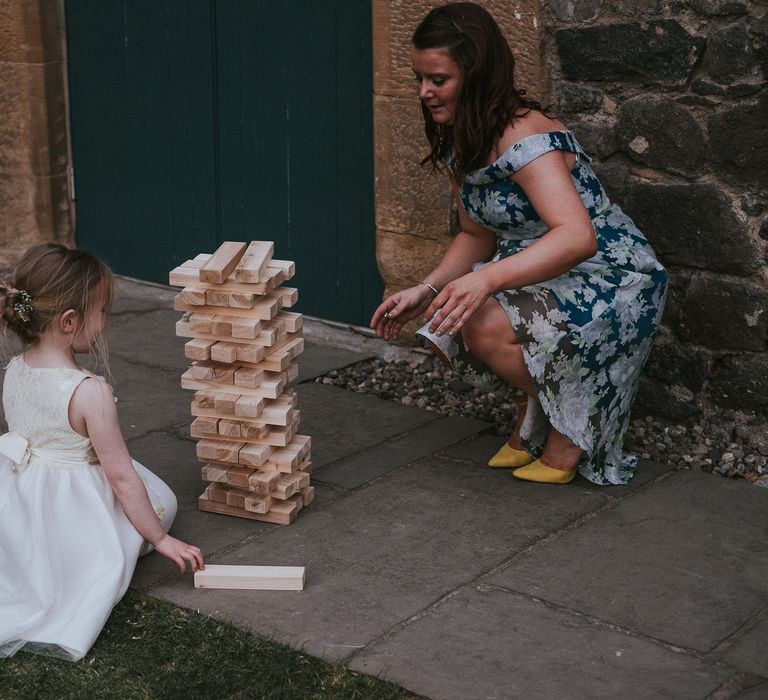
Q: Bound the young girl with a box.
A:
[0,243,204,661]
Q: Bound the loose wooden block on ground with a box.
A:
[194,564,304,591]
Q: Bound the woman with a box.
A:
[371,2,668,486]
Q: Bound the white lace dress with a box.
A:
[0,355,177,661]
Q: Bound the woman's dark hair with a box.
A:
[412,2,544,180]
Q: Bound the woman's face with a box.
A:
[410,46,462,125]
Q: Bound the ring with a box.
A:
[384,312,389,318]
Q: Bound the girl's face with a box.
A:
[71,282,110,353]
[410,46,463,125]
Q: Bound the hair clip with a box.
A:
[12,289,34,325]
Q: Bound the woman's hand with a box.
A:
[425,270,493,337]
[371,285,434,341]
[154,534,205,574]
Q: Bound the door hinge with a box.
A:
[69,166,76,201]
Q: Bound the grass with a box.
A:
[0,590,420,700]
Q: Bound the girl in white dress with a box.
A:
[0,243,204,661]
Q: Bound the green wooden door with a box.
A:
[66,1,381,325]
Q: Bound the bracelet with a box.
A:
[420,281,439,296]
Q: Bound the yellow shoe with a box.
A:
[487,443,534,468]
[512,459,577,484]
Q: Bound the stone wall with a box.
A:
[0,0,73,268]
[544,0,767,420]
[372,0,545,338]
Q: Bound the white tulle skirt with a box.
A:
[0,457,176,661]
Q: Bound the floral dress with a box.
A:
[451,130,668,485]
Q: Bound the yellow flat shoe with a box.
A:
[487,443,534,468]
[512,459,577,484]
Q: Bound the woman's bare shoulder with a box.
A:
[494,111,568,158]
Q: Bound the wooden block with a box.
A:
[225,488,247,509]
[206,289,229,307]
[271,474,300,499]
[210,315,234,336]
[211,341,238,363]
[185,338,216,361]
[190,416,219,438]
[226,465,254,488]
[198,492,298,525]
[234,366,265,388]
[214,394,238,413]
[188,313,215,334]
[231,316,261,340]
[189,362,236,384]
[190,405,299,441]
[201,463,229,483]
[300,485,315,507]
[227,291,257,308]
[200,242,248,284]
[249,469,281,494]
[194,564,304,590]
[196,439,244,464]
[241,422,269,440]
[278,311,302,333]
[234,241,274,283]
[204,482,228,503]
[244,493,272,514]
[193,392,216,409]
[178,288,207,306]
[218,419,241,437]
[239,442,274,468]
[275,287,298,307]
[234,395,265,418]
[235,344,267,364]
[169,263,288,294]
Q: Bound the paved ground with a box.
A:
[5,277,768,699]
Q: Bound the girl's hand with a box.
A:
[425,271,493,337]
[370,285,434,341]
[154,534,205,574]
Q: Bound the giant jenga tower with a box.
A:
[169,241,313,525]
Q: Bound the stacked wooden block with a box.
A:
[169,241,313,525]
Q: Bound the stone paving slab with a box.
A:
[317,414,491,489]
[295,383,440,467]
[147,455,606,662]
[107,308,190,372]
[719,613,768,678]
[486,471,768,653]
[108,355,190,440]
[349,585,730,700]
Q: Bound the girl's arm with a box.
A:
[71,378,204,573]
[425,150,597,336]
[371,182,497,341]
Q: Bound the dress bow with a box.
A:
[0,432,31,474]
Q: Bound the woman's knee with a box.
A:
[463,302,517,359]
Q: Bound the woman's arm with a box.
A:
[425,149,597,337]
[72,378,204,573]
[371,182,496,340]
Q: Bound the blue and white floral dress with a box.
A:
[454,130,668,485]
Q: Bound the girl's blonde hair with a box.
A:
[0,243,115,362]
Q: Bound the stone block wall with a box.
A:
[544,0,767,420]
[0,0,73,268]
[373,0,544,338]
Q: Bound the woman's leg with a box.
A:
[462,299,582,473]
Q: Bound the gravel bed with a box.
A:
[316,355,768,486]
